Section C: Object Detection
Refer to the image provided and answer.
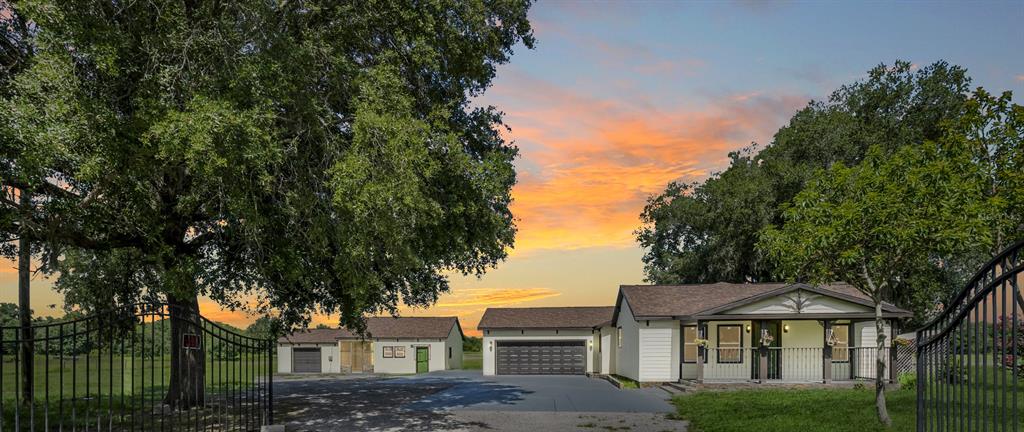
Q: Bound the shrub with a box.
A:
[898,372,917,390]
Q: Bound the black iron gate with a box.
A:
[0,302,274,431]
[916,240,1023,431]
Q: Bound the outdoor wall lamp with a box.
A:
[745,325,751,333]
[783,325,790,333]
[488,341,493,352]
[588,339,593,350]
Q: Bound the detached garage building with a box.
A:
[478,307,615,376]
[278,316,464,375]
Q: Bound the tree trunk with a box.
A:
[18,189,32,405]
[874,300,891,427]
[164,295,206,409]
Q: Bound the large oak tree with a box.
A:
[1,0,533,408]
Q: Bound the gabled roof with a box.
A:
[614,282,911,322]
[279,316,461,343]
[477,306,615,330]
[277,328,344,344]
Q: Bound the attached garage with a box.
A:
[292,348,322,373]
[496,340,585,375]
[479,307,615,376]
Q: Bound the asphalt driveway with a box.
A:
[274,370,685,431]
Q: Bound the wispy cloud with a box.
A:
[490,69,806,253]
[435,287,561,308]
[1016,75,1024,82]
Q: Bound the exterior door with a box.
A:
[416,347,429,373]
[495,340,586,375]
[751,321,782,380]
[293,347,322,373]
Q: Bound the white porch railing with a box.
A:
[697,347,893,383]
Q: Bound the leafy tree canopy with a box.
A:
[637,61,974,286]
[0,0,535,332]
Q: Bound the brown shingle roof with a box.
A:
[337,316,460,340]
[477,307,615,330]
[618,282,909,319]
[279,317,461,343]
[277,328,344,344]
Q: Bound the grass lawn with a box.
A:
[612,374,640,389]
[673,367,1022,432]
[462,351,482,370]
[1,354,275,427]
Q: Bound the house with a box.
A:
[277,316,463,374]
[479,282,912,384]
[477,307,615,375]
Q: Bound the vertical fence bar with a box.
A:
[1,325,5,432]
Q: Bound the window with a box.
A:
[832,325,850,362]
[448,347,452,359]
[683,326,698,363]
[617,327,623,348]
[717,325,743,363]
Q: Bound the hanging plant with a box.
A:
[693,338,710,348]
[826,329,838,347]
[760,329,774,346]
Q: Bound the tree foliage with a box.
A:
[638,61,974,285]
[758,142,993,426]
[0,0,534,331]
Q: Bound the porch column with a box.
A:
[822,320,832,384]
[696,320,705,384]
[758,320,768,384]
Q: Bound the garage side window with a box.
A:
[617,327,623,348]
[717,325,742,363]
[448,347,452,359]
[683,326,698,363]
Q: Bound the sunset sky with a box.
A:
[3,1,1022,336]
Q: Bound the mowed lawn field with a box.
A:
[673,367,1023,432]
[462,351,482,370]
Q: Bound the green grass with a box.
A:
[1,353,275,427]
[611,374,639,389]
[462,351,482,370]
[673,367,1023,432]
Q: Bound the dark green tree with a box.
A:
[638,61,973,286]
[1,0,533,408]
[758,143,993,427]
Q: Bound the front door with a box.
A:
[416,347,429,373]
[751,321,782,380]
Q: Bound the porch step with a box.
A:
[661,381,698,394]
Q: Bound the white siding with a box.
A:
[446,325,463,370]
[277,346,292,374]
[599,326,616,375]
[321,345,341,373]
[853,321,892,378]
[638,320,679,382]
[726,290,872,315]
[779,320,822,382]
[372,339,447,374]
[699,320,753,381]
[614,300,640,381]
[482,329,597,376]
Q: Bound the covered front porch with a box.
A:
[684,318,899,384]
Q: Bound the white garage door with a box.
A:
[293,347,322,373]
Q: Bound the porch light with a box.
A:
[745,325,751,333]
[783,325,790,333]
[488,340,493,352]
[588,340,593,350]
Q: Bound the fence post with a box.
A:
[822,320,832,384]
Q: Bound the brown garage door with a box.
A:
[293,347,322,373]
[495,340,586,375]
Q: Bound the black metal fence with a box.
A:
[0,302,274,431]
[917,240,1023,431]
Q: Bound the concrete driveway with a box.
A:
[274,370,686,431]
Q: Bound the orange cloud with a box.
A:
[435,287,560,307]
[490,69,807,253]
[1016,75,1024,81]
